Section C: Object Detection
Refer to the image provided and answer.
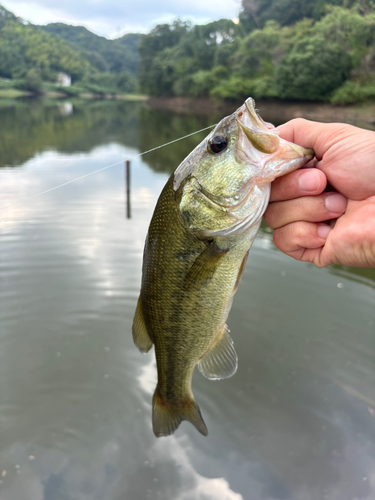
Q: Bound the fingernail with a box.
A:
[299,170,320,191]
[325,193,347,213]
[318,224,332,239]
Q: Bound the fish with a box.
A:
[132,97,314,437]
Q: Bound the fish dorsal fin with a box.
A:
[198,325,238,380]
[132,297,153,353]
[185,241,228,289]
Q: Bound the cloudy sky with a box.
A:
[2,0,241,39]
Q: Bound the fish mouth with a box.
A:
[236,98,314,182]
[236,98,281,154]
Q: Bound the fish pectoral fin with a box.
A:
[152,386,208,437]
[198,325,238,380]
[132,297,153,353]
[184,241,228,289]
[232,250,249,296]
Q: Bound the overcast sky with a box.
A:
[2,0,241,39]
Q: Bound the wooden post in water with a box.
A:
[125,160,131,219]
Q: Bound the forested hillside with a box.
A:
[0,1,374,102]
[0,4,141,95]
[40,23,141,76]
[0,6,91,80]
[139,0,375,103]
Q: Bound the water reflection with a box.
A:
[0,99,374,500]
[0,99,140,168]
[137,106,218,174]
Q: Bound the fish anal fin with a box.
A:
[132,297,153,353]
[198,325,238,380]
[152,387,208,437]
[185,241,228,289]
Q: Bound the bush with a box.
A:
[210,75,277,100]
[275,36,353,100]
[13,69,43,94]
[116,71,136,93]
[0,78,12,89]
[187,67,228,97]
[330,80,375,104]
[55,85,83,97]
[210,76,248,100]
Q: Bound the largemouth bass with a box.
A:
[133,98,313,437]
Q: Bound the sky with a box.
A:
[1,0,241,39]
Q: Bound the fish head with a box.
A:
[174,97,313,239]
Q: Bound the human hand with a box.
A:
[264,119,375,268]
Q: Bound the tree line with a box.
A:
[0,1,374,102]
[138,0,375,103]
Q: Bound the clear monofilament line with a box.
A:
[0,124,216,213]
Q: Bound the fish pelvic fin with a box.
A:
[198,325,238,380]
[152,387,208,438]
[132,296,153,353]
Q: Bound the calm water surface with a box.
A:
[0,99,374,500]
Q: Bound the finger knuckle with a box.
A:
[290,118,307,128]
[263,207,276,228]
[293,223,310,239]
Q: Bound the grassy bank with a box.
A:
[0,88,31,98]
[44,91,148,101]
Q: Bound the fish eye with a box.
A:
[209,134,228,154]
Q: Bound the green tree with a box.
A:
[239,0,355,32]
[0,43,25,78]
[275,36,352,99]
[138,20,191,95]
[116,71,136,93]
[232,20,281,79]
[14,68,43,94]
[314,6,375,66]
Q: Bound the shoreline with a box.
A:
[0,89,148,100]
[146,96,375,129]
[1,91,374,129]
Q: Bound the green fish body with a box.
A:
[133,98,313,437]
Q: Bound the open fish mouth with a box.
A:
[236,98,314,183]
[236,97,281,155]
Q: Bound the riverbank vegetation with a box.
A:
[0,1,374,103]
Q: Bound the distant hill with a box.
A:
[0,2,142,89]
[0,4,17,28]
[40,23,142,75]
[0,5,94,82]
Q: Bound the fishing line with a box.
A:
[0,124,216,213]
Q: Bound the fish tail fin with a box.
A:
[152,386,208,438]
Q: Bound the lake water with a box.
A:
[0,98,374,500]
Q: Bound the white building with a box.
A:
[56,72,71,87]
